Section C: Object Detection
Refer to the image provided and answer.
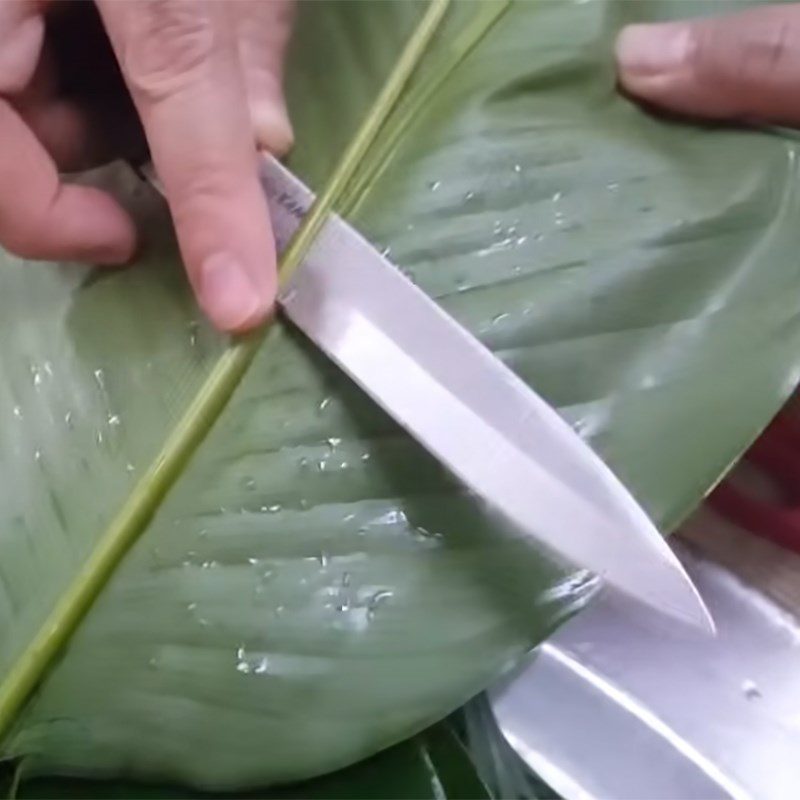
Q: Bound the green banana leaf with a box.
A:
[3,695,544,800]
[2,0,800,794]
[6,719,490,799]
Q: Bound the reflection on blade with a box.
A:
[140,155,712,632]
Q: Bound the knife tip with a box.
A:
[664,577,716,636]
[622,551,717,636]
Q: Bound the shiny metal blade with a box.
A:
[491,542,800,799]
[141,155,712,632]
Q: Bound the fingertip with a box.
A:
[615,22,693,93]
[167,174,279,333]
[197,252,273,333]
[234,0,295,156]
[251,100,294,156]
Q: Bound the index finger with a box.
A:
[97,0,275,332]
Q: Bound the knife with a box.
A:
[490,539,800,799]
[138,153,713,633]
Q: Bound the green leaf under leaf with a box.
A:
[4,720,491,799]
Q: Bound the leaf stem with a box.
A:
[342,0,512,219]
[0,0,451,745]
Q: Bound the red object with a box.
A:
[709,393,800,554]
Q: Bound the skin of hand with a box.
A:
[0,0,294,333]
[615,3,800,127]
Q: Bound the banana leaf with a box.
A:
[1,0,800,794]
[5,719,490,799]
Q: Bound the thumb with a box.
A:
[615,5,800,124]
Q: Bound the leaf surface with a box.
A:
[9,720,489,799]
[2,0,800,790]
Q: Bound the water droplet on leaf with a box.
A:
[367,589,394,619]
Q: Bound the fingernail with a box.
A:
[616,23,693,77]
[199,254,264,332]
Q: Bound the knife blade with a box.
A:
[139,153,712,633]
[490,539,800,800]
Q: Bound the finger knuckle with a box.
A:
[119,1,216,102]
[168,166,239,228]
[735,19,798,83]
[692,12,800,85]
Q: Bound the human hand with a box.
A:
[615,4,800,128]
[0,0,294,332]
